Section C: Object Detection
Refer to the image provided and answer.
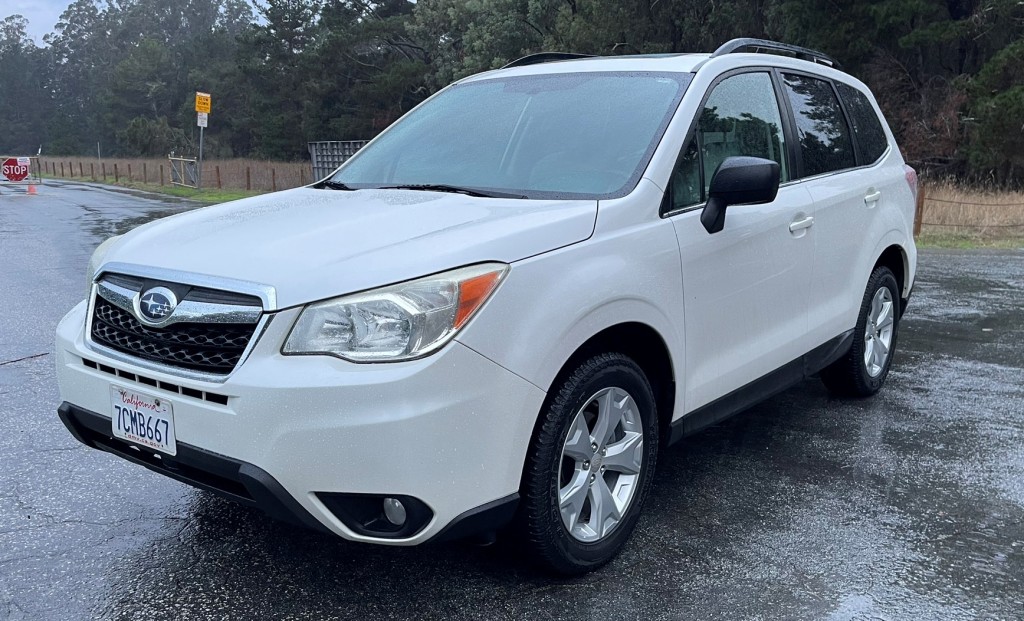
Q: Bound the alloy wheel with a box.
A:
[557,386,644,542]
[864,286,895,377]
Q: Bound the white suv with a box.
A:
[56,39,917,574]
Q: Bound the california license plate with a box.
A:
[110,385,177,456]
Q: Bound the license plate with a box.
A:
[110,385,177,456]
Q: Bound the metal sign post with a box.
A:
[195,92,211,189]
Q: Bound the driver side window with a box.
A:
[670,72,789,211]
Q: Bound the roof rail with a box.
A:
[710,38,841,70]
[502,52,596,69]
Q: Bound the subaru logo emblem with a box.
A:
[136,287,178,325]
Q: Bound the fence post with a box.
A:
[300,167,306,186]
[246,167,251,191]
[79,162,83,177]
[160,165,164,186]
[913,186,925,239]
[114,164,119,183]
[60,162,64,177]
[69,161,73,177]
[143,162,147,184]
[102,163,106,180]
[272,168,277,192]
[90,163,95,180]
[216,165,222,189]
[128,164,133,182]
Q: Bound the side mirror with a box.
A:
[700,156,781,234]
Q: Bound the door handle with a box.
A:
[864,189,882,204]
[789,216,814,233]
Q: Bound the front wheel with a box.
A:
[821,266,901,397]
[519,353,659,575]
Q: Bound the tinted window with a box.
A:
[333,72,689,200]
[669,72,787,210]
[782,74,855,177]
[836,82,889,164]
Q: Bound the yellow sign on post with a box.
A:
[195,92,211,114]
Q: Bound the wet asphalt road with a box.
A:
[1,180,1022,620]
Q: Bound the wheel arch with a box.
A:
[540,322,676,449]
[873,243,909,313]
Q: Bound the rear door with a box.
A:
[778,72,906,346]
[665,70,816,412]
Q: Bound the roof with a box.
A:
[460,39,845,83]
[461,54,712,83]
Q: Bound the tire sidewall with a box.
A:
[534,356,659,570]
[853,268,901,392]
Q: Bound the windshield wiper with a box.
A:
[315,180,355,191]
[377,184,527,199]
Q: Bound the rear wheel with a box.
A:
[821,266,901,397]
[519,353,658,575]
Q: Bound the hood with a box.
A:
[101,187,597,309]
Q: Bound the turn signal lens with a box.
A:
[284,263,508,362]
[455,271,504,329]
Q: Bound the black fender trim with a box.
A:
[668,329,855,444]
[425,493,520,544]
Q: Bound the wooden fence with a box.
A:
[40,157,314,193]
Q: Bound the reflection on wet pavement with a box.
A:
[1,181,1021,619]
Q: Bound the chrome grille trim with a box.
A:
[98,262,278,310]
[96,280,262,328]
[84,271,272,383]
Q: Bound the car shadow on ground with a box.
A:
[96,340,1024,619]
[94,378,861,618]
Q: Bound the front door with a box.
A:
[665,70,816,411]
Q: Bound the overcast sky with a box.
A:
[5,0,67,44]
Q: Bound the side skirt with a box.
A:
[668,329,855,445]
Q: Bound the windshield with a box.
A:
[329,72,691,200]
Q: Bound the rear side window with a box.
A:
[782,73,856,177]
[836,82,889,164]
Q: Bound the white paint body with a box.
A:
[55,52,917,544]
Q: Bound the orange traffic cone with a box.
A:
[27,185,37,195]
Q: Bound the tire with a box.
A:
[821,266,901,397]
[519,352,659,575]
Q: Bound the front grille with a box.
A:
[91,297,257,375]
[81,358,229,405]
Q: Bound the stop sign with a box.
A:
[2,158,29,182]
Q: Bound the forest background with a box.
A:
[1,0,1022,186]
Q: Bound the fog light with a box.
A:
[317,492,432,538]
[383,497,407,526]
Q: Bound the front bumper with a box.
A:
[55,301,544,544]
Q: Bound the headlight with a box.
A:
[283,263,508,362]
[86,235,122,298]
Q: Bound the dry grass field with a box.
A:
[919,180,1024,243]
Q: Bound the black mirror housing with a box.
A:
[700,156,781,234]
